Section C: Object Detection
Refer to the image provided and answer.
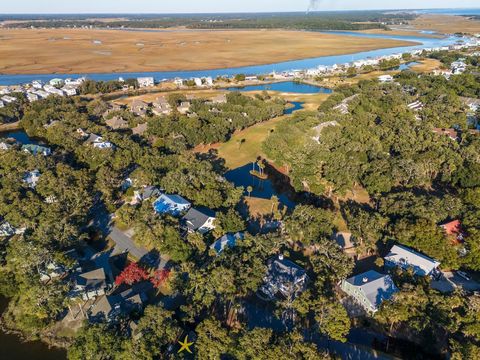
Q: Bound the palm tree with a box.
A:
[246,186,253,198]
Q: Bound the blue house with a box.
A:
[210,232,244,255]
[153,193,191,216]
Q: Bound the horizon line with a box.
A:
[1,7,480,16]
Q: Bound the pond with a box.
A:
[0,297,67,360]
[0,130,36,145]
[284,101,304,115]
[225,163,297,209]
[225,81,333,94]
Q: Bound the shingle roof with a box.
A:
[77,268,106,291]
[183,207,215,231]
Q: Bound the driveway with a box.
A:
[432,271,480,293]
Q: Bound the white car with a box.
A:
[457,271,471,281]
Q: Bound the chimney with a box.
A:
[278,254,284,261]
[362,277,369,283]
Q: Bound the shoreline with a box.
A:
[0,121,22,132]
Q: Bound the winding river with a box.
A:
[0,32,460,86]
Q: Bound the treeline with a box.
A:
[5,11,416,31]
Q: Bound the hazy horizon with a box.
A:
[0,1,479,15]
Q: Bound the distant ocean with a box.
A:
[416,8,480,16]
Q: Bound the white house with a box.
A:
[137,77,154,88]
[384,244,440,277]
[32,90,50,99]
[32,80,43,89]
[0,100,4,108]
[378,75,394,83]
[49,78,64,87]
[85,134,114,149]
[204,77,214,86]
[26,92,39,102]
[1,95,17,104]
[341,270,398,313]
[173,78,183,87]
[193,78,203,87]
[44,85,64,96]
[23,169,41,188]
[62,86,78,96]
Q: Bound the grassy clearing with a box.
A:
[410,59,443,73]
[410,14,480,35]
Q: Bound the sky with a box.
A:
[0,0,479,14]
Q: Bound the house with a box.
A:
[85,134,114,149]
[173,78,183,87]
[26,92,39,102]
[49,78,64,87]
[193,78,203,87]
[106,116,129,130]
[340,270,398,313]
[258,255,309,301]
[177,101,190,114]
[182,207,216,234]
[432,128,459,141]
[333,232,356,253]
[210,94,227,104]
[0,221,16,237]
[44,85,64,96]
[1,95,17,104]
[137,77,154,88]
[0,142,11,150]
[245,75,258,81]
[378,75,394,83]
[131,100,149,117]
[461,97,480,113]
[32,80,43,89]
[134,186,162,203]
[407,100,424,111]
[72,268,108,300]
[204,77,214,86]
[332,94,358,115]
[102,102,124,118]
[32,90,50,99]
[0,100,3,108]
[23,169,41,188]
[62,86,78,96]
[440,220,465,243]
[22,144,52,156]
[384,244,440,277]
[89,290,147,322]
[151,99,172,116]
[132,123,147,136]
[153,193,191,216]
[210,232,245,255]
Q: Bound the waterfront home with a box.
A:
[193,77,203,87]
[258,255,308,301]
[44,85,64,96]
[0,142,11,150]
[132,123,147,136]
[341,270,398,314]
[378,75,394,83]
[32,80,43,89]
[72,267,108,301]
[384,244,440,277]
[62,86,78,96]
[26,92,39,102]
[137,77,154,88]
[440,220,465,243]
[204,77,214,86]
[131,100,149,117]
[85,134,114,149]
[89,283,150,322]
[210,232,245,255]
[1,95,17,103]
[153,193,191,216]
[23,169,41,188]
[49,78,64,87]
[22,144,52,156]
[174,78,183,87]
[32,90,50,99]
[182,207,216,234]
[106,116,129,130]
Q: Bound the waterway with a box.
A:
[0,32,459,86]
[0,297,67,360]
[226,81,333,94]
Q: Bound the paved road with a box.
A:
[432,271,480,293]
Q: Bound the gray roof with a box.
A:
[183,207,216,232]
[259,257,308,300]
[384,244,440,276]
[106,116,128,130]
[141,186,161,200]
[211,232,244,254]
[85,133,102,144]
[77,268,107,291]
[346,270,398,310]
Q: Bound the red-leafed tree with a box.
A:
[151,268,171,288]
[115,262,149,286]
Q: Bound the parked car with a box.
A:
[457,271,471,281]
